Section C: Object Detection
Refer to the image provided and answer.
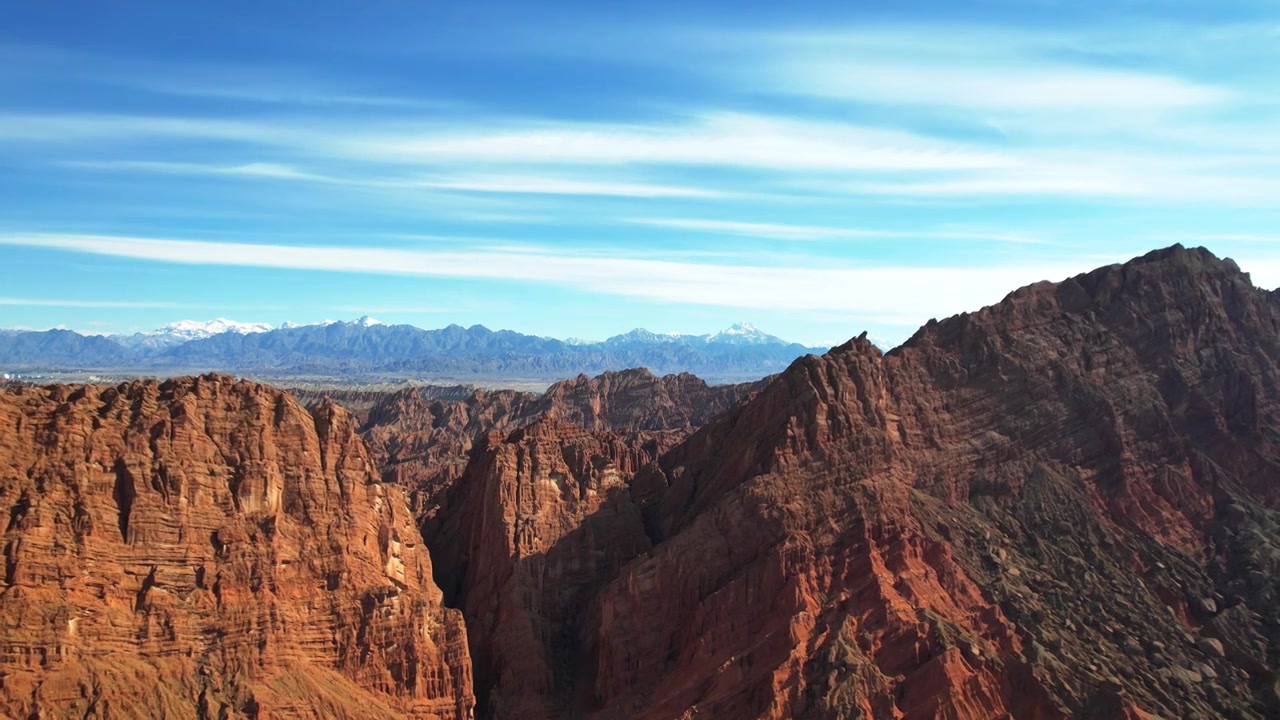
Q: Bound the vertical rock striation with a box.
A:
[0,374,474,719]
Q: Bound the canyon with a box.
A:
[3,245,1280,718]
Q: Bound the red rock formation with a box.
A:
[430,419,658,720]
[376,246,1280,720]
[537,369,767,433]
[355,369,764,525]
[0,374,474,719]
[575,246,1280,719]
[361,387,533,523]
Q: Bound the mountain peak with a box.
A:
[159,318,274,336]
[608,328,680,344]
[709,322,784,346]
[113,318,274,350]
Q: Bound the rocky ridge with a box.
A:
[348,369,766,526]
[430,246,1280,719]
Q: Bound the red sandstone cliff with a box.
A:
[0,374,474,719]
[578,246,1280,719]
[429,246,1280,719]
[355,369,763,525]
[357,372,764,718]
[536,369,765,433]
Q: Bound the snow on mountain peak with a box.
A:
[279,318,385,329]
[709,322,783,346]
[606,328,684,345]
[112,318,274,350]
[158,318,274,337]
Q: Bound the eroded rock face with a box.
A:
[355,369,765,527]
[361,387,534,525]
[431,419,657,719]
[578,246,1280,719]
[369,371,765,719]
[536,369,766,434]
[0,374,474,719]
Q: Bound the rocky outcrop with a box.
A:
[537,369,767,433]
[286,385,476,427]
[571,246,1280,719]
[327,245,1280,720]
[353,369,764,526]
[360,387,534,524]
[0,374,474,719]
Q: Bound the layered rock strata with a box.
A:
[0,374,474,719]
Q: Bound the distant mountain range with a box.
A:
[0,318,827,381]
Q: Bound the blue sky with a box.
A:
[4,0,1280,347]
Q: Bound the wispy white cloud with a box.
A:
[19,101,1280,207]
[0,43,444,109]
[123,77,442,109]
[1148,233,1280,245]
[0,232,1135,324]
[631,218,879,240]
[729,24,1232,113]
[419,175,729,198]
[842,164,1280,203]
[0,297,187,308]
[66,159,729,198]
[67,160,347,184]
[775,60,1227,113]
[702,24,1280,205]
[0,113,289,145]
[347,113,1010,172]
[6,20,1280,220]
[70,148,1280,206]
[629,217,1047,243]
[6,111,1006,174]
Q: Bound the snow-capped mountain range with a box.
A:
[0,318,826,381]
[119,318,783,349]
[116,317,386,349]
[116,318,275,350]
[602,322,788,347]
